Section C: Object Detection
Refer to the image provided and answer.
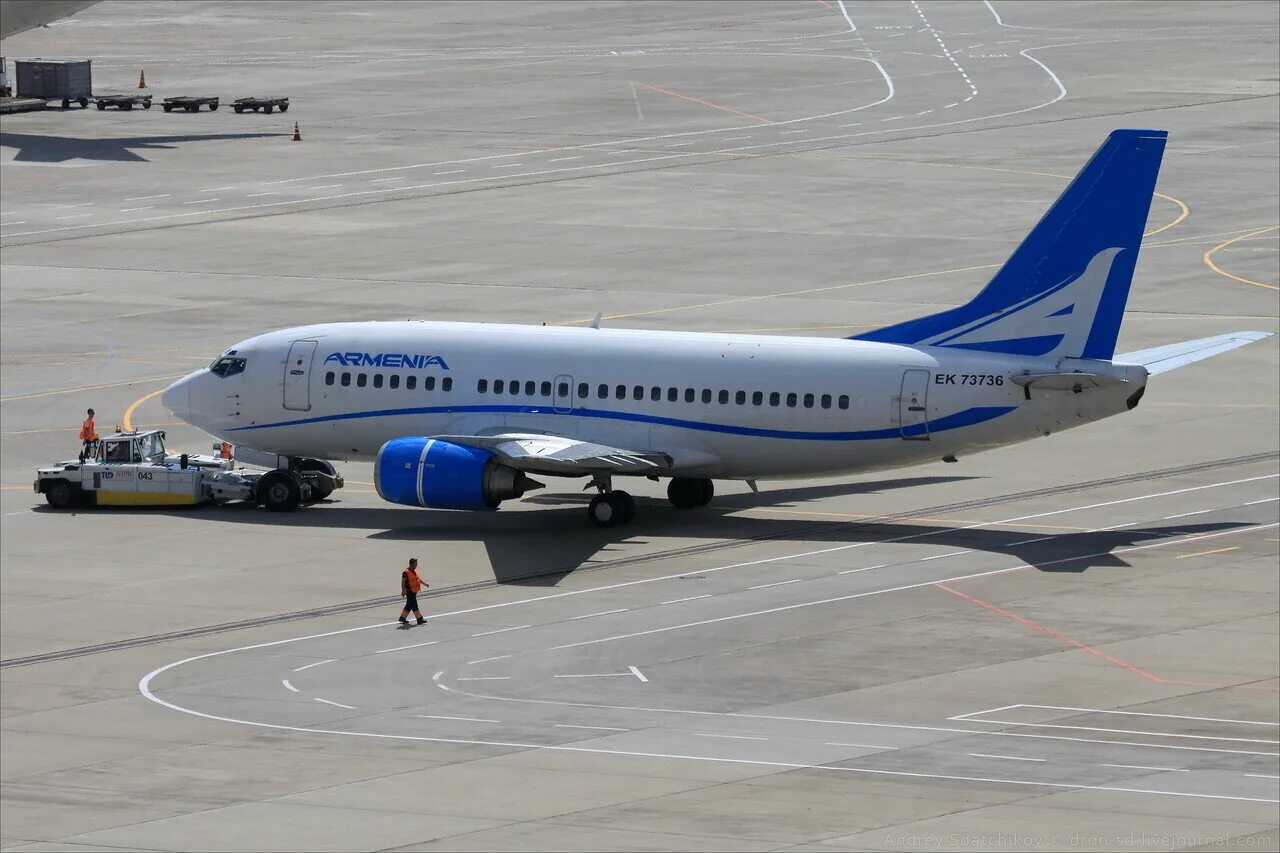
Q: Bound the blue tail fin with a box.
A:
[853,129,1168,360]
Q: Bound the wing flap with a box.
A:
[1114,332,1274,376]
[433,433,672,475]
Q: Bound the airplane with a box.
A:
[161,129,1272,527]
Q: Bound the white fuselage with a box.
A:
[164,321,1146,480]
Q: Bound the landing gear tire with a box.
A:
[588,491,634,527]
[259,471,300,512]
[668,477,713,509]
[44,480,74,509]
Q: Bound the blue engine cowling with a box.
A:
[374,438,540,510]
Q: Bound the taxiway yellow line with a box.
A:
[123,389,166,431]
[0,373,187,403]
[1203,226,1279,291]
[1174,546,1241,560]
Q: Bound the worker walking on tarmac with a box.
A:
[399,557,428,626]
[78,408,98,462]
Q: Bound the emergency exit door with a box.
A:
[899,369,930,440]
[283,340,318,411]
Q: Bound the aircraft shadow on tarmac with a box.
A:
[0,131,289,163]
[45,474,1252,586]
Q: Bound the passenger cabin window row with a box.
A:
[323,371,453,393]
[473,378,851,410]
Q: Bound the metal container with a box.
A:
[14,59,91,100]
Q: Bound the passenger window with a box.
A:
[786,392,797,407]
[341,372,351,387]
[633,385,643,401]
[425,376,436,391]
[650,386,661,401]
[718,390,729,405]
[373,374,384,389]
[579,382,589,399]
[667,387,678,402]
[442,377,452,392]
[356,373,368,388]
[510,381,520,396]
[598,384,609,398]
[525,381,536,396]
[752,391,763,406]
[406,376,417,391]
[494,380,505,394]
[477,379,488,393]
[541,381,552,396]
[820,393,831,409]
[803,393,814,408]
[389,375,400,390]
[684,388,695,403]
[559,381,570,397]
[735,390,746,405]
[325,371,335,386]
[769,392,780,406]
[838,394,849,410]
[616,384,626,399]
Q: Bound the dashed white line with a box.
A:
[473,625,530,636]
[467,654,512,665]
[1244,497,1278,505]
[920,550,971,562]
[246,191,278,197]
[748,579,802,590]
[720,136,751,141]
[878,116,902,122]
[122,194,169,201]
[556,724,628,732]
[54,214,92,220]
[553,673,631,679]
[314,698,356,710]
[374,640,438,654]
[826,741,899,750]
[694,732,768,741]
[838,565,885,575]
[1245,773,1280,779]
[944,102,961,109]
[292,659,336,673]
[629,666,648,683]
[778,130,808,135]
[199,186,236,192]
[970,753,1044,762]
[120,206,156,212]
[914,110,932,116]
[369,176,407,182]
[1103,764,1188,772]
[571,609,629,620]
[1009,536,1055,546]
[415,714,499,723]
[433,169,465,175]
[836,122,862,127]
[281,679,300,693]
[547,156,580,162]
[662,595,711,605]
[3,222,28,226]
[1163,509,1217,520]
[664,141,696,147]
[48,202,92,210]
[491,163,523,169]
[308,184,342,190]
[182,198,219,205]
[456,676,511,681]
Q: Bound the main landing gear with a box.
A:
[667,477,714,509]
[587,475,635,527]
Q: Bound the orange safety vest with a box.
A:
[219,442,233,459]
[402,568,423,594]
[79,417,97,441]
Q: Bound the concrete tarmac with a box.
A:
[1,1,1277,850]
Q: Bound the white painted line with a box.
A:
[433,169,465,175]
[48,202,92,210]
[491,163,523,169]
[836,122,862,127]
[949,705,1025,720]
[473,625,530,636]
[1244,497,1279,505]
[779,129,809,135]
[456,676,511,681]
[547,156,580,162]
[369,176,406,182]
[748,579,802,590]
[826,741,899,750]
[415,714,499,723]
[54,214,92,220]
[1162,509,1216,520]
[694,733,768,741]
[571,609,629,620]
[556,724,627,732]
[3,222,27,226]
[1246,773,1280,779]
[292,659,336,673]
[182,198,218,204]
[1008,536,1054,546]
[314,698,356,710]
[467,654,511,665]
[720,136,751,141]
[246,191,278,197]
[970,753,1045,762]
[914,110,932,116]
[122,194,169,201]
[661,594,711,604]
[1010,705,1280,727]
[281,679,300,693]
[878,116,902,122]
[374,640,439,654]
[665,141,696,147]
[309,184,342,190]
[120,206,155,212]
[965,719,1278,744]
[944,102,960,109]
[554,673,630,679]
[1103,764,1188,772]
[919,550,970,561]
[839,564,885,575]
[629,666,648,683]
[199,186,236,192]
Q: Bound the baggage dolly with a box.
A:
[162,95,220,113]
[232,96,289,114]
[93,94,152,111]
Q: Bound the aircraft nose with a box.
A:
[161,372,197,424]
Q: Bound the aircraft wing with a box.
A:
[432,432,673,476]
[1114,332,1274,376]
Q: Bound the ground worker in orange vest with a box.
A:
[399,557,428,626]
[78,408,98,461]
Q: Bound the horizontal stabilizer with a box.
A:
[1113,332,1274,375]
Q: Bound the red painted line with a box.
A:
[935,583,1165,682]
[632,82,773,125]
[816,0,834,8]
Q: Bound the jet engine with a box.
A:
[374,437,542,511]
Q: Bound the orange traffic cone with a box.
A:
[138,69,147,89]
[292,121,301,142]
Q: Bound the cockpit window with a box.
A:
[209,356,247,378]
